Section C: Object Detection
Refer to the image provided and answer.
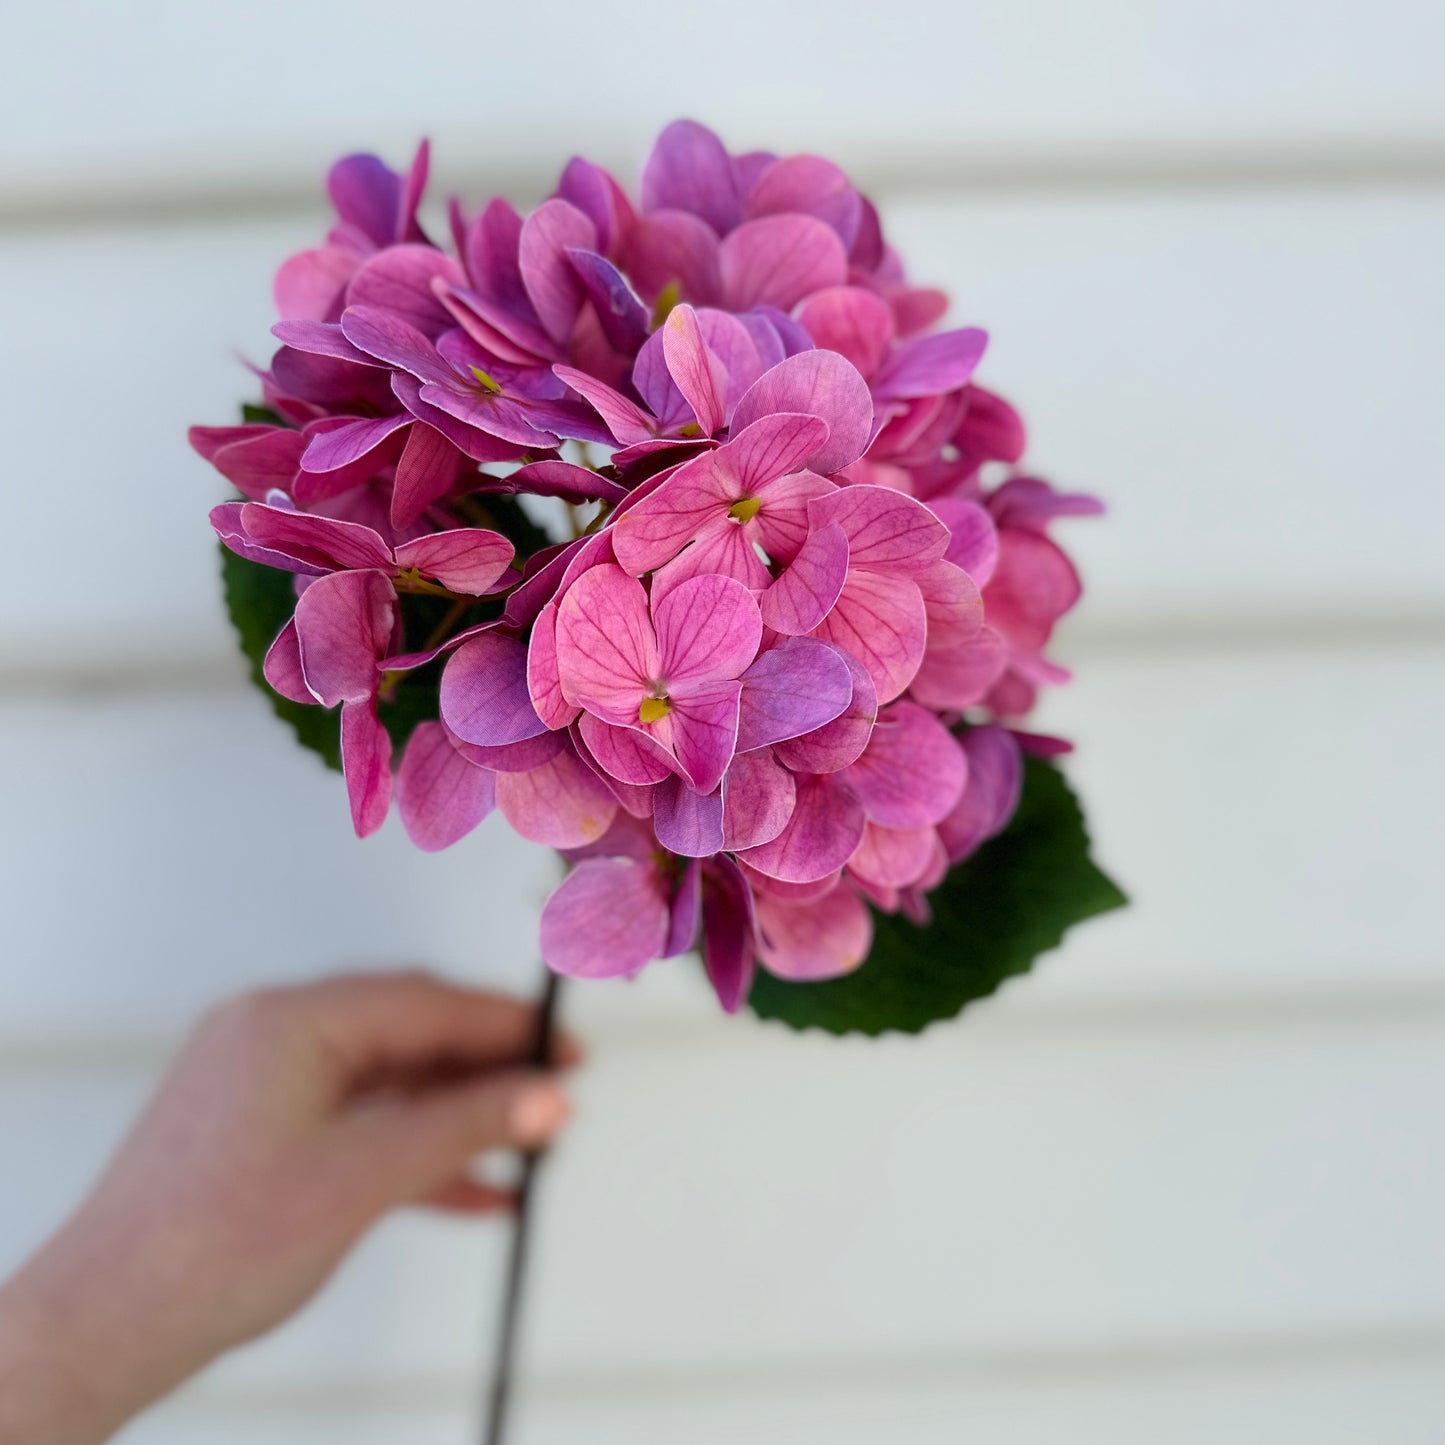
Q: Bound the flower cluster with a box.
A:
[196,120,1101,1010]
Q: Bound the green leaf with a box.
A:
[747,757,1127,1036]
[220,544,343,770]
[240,403,286,426]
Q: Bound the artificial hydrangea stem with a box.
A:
[482,967,563,1445]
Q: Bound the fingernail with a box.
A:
[510,1082,570,1146]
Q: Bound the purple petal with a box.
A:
[340,699,392,838]
[760,521,849,635]
[394,528,514,596]
[652,776,725,857]
[755,882,872,981]
[700,856,758,1013]
[346,244,464,339]
[665,859,703,957]
[929,497,999,585]
[873,328,988,402]
[293,569,395,706]
[451,728,567,774]
[937,725,1023,863]
[848,822,939,889]
[737,772,866,885]
[955,385,1028,467]
[540,857,670,979]
[988,475,1106,531]
[301,413,411,473]
[843,700,967,829]
[736,636,853,752]
[440,633,549,746]
[328,153,402,248]
[271,318,382,366]
[212,502,323,574]
[273,245,360,322]
[641,120,740,235]
[557,157,635,256]
[772,646,878,774]
[396,721,497,852]
[654,573,763,689]
[496,746,619,849]
[553,365,658,447]
[519,199,597,347]
[721,747,795,851]
[718,215,848,312]
[621,210,722,306]
[390,372,528,464]
[981,530,1083,651]
[731,351,874,474]
[192,426,305,500]
[484,459,627,504]
[341,305,452,385]
[566,248,649,353]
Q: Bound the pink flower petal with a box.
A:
[396,721,497,852]
[555,565,657,712]
[240,502,394,573]
[664,858,702,958]
[722,747,796,850]
[737,772,865,884]
[929,497,999,585]
[649,523,772,604]
[843,700,967,828]
[752,470,837,566]
[982,530,1084,651]
[519,198,598,346]
[346,244,465,339]
[300,413,410,473]
[191,425,306,500]
[440,633,549,746]
[540,858,670,979]
[526,603,579,730]
[736,636,853,752]
[654,573,763,688]
[744,155,862,249]
[760,520,848,634]
[391,423,463,528]
[808,485,949,576]
[274,244,360,321]
[552,365,657,447]
[848,822,939,889]
[718,214,848,311]
[910,626,1007,711]
[394,528,515,596]
[621,209,722,306]
[340,699,393,838]
[731,350,874,475]
[700,856,758,1013]
[496,746,618,848]
[293,569,395,706]
[611,449,737,575]
[772,645,878,774]
[917,558,985,647]
[723,411,832,494]
[810,568,927,704]
[794,285,893,378]
[487,459,628,504]
[756,881,872,981]
[450,728,566,773]
[652,776,725,857]
[262,619,313,704]
[666,678,743,796]
[661,303,727,435]
[579,713,675,786]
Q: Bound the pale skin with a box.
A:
[0,972,578,1445]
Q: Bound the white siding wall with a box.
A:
[1,3,1443,1440]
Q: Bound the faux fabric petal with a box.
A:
[293,569,394,706]
[440,633,549,746]
[496,746,618,848]
[540,858,670,979]
[340,699,393,838]
[810,568,927,704]
[519,198,598,346]
[700,856,758,1013]
[621,209,722,306]
[665,678,743,795]
[660,303,727,435]
[262,619,314,704]
[793,286,893,378]
[842,700,967,828]
[654,573,763,688]
[346,244,464,339]
[396,721,497,851]
[731,351,874,474]
[652,776,725,857]
[393,528,515,595]
[760,521,848,634]
[808,485,949,575]
[736,636,853,752]
[937,725,1023,863]
[737,771,866,884]
[641,119,741,236]
[873,327,988,401]
[718,215,848,311]
[756,882,872,981]
[721,747,796,851]
[772,645,878,773]
[555,565,657,712]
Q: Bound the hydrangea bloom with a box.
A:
[196,119,1101,1012]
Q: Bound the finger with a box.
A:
[288,972,581,1083]
[345,1069,572,1207]
[417,1177,519,1214]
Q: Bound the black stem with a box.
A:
[482,968,563,1445]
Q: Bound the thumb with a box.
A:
[347,1070,571,1208]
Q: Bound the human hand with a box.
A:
[0,972,577,1445]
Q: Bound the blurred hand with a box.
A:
[0,972,577,1445]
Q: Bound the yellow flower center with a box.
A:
[638,696,672,724]
[468,365,502,394]
[728,496,762,523]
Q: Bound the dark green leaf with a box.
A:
[240,403,286,426]
[748,757,1127,1036]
